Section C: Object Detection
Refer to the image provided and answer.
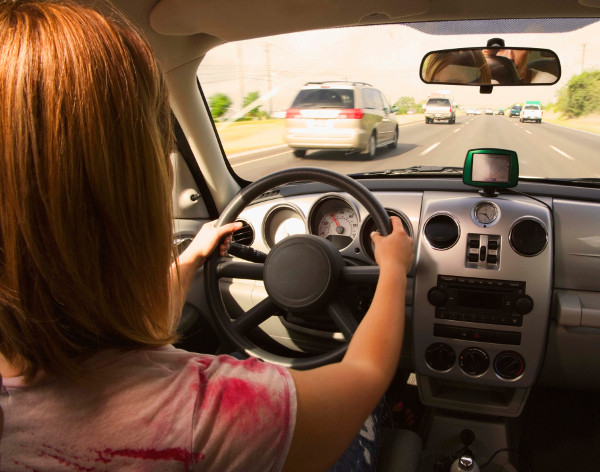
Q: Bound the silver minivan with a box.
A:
[285,82,398,159]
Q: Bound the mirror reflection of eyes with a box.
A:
[433,65,483,84]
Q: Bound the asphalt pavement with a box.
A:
[228,115,600,181]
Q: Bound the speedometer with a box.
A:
[318,207,358,248]
[309,195,360,250]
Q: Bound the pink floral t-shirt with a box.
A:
[0,346,297,471]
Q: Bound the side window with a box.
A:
[362,89,375,109]
[379,92,391,113]
[371,90,384,110]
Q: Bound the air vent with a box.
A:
[424,213,460,250]
[509,218,547,256]
[231,220,254,246]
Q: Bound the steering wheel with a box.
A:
[204,167,391,370]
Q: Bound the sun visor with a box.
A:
[149,0,429,40]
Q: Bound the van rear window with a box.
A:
[291,89,354,109]
[426,99,451,107]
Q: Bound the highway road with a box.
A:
[227,115,600,182]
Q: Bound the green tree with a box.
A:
[208,93,232,119]
[243,91,261,118]
[394,96,417,114]
[556,70,600,118]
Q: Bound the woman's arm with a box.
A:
[284,216,414,472]
[169,220,242,318]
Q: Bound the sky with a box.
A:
[198,19,600,112]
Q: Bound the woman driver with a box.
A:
[0,1,414,471]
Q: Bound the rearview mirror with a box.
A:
[420,48,560,85]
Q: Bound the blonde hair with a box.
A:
[0,0,177,383]
[424,50,492,84]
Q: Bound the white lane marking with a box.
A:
[545,120,600,138]
[228,144,288,159]
[231,150,292,167]
[453,128,461,133]
[549,145,574,160]
[420,142,440,155]
[525,130,532,135]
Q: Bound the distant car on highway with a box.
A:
[475,109,482,115]
[497,109,504,115]
[467,108,475,115]
[424,97,456,124]
[284,81,398,159]
[486,108,493,115]
[520,104,543,123]
[509,106,522,117]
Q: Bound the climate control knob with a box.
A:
[425,343,456,371]
[427,288,446,307]
[515,295,534,315]
[459,347,490,376]
[494,351,525,379]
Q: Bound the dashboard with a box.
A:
[216,178,600,416]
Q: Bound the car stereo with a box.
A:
[427,274,534,328]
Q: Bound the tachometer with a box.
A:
[274,218,305,244]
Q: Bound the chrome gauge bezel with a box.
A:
[508,215,549,257]
[471,200,501,228]
[307,193,361,250]
[360,208,413,263]
[423,211,461,251]
[262,203,307,249]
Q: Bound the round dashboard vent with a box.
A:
[424,213,460,250]
[231,220,254,246]
[509,218,547,256]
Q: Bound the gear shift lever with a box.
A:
[450,430,480,472]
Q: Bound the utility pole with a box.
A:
[237,43,245,109]
[582,43,587,73]
[263,43,272,116]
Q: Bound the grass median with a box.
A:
[540,112,600,135]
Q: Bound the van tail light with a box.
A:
[338,109,363,119]
[286,108,302,119]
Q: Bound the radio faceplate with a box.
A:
[428,275,533,328]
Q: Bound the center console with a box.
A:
[413,191,552,416]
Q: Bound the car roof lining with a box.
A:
[104,0,600,74]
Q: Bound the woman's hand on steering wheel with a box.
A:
[182,220,242,268]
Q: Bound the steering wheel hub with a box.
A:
[264,235,345,312]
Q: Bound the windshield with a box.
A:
[198,18,600,182]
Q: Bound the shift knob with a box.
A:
[450,455,480,472]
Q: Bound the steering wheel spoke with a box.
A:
[340,265,380,285]
[232,297,281,333]
[327,300,358,340]
[217,260,264,280]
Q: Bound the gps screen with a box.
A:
[471,154,511,183]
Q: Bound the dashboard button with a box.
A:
[488,255,497,264]
[488,240,498,250]
[449,312,459,320]
[458,313,468,321]
[457,328,471,340]
[470,239,480,248]
[468,253,479,263]
[468,314,478,322]
[510,316,523,327]
[499,316,510,325]
[489,315,499,324]
[478,314,489,323]
[480,246,487,261]
[434,324,458,338]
